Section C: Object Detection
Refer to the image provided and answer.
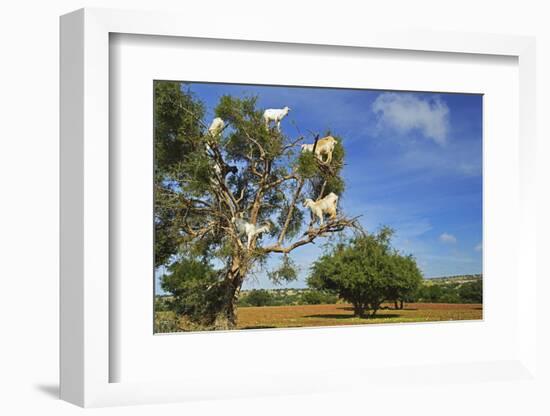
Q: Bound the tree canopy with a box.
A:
[308,227,423,317]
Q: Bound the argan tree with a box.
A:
[385,253,423,309]
[155,81,358,329]
[308,227,422,318]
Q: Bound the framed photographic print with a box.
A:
[60,7,538,408]
[151,80,483,334]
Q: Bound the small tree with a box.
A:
[308,227,391,317]
[161,258,225,326]
[308,227,422,317]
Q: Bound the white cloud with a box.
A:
[372,93,450,145]
[439,232,457,244]
[474,242,482,252]
[457,162,481,177]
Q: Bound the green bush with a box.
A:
[238,289,274,307]
[301,290,338,305]
[154,296,171,312]
[416,279,482,304]
[160,258,226,326]
[154,312,181,333]
[458,280,483,303]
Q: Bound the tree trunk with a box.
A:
[371,302,381,317]
[394,300,399,310]
[214,256,246,330]
[353,303,366,318]
[399,299,404,310]
[214,278,240,330]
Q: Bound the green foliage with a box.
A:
[458,280,483,303]
[301,290,339,305]
[154,81,206,267]
[417,284,444,302]
[331,139,345,164]
[160,258,225,326]
[154,296,171,312]
[178,154,214,195]
[268,255,299,285]
[296,151,319,178]
[238,289,274,307]
[276,203,304,241]
[237,288,339,307]
[310,174,345,199]
[217,95,283,161]
[308,227,422,317]
[385,253,423,308]
[154,81,205,173]
[415,278,483,304]
[439,292,461,303]
[216,94,259,125]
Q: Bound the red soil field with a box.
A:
[235,302,483,330]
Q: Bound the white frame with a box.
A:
[60,8,537,407]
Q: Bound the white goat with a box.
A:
[208,117,225,137]
[232,217,271,249]
[263,107,290,131]
[303,192,339,226]
[300,135,338,164]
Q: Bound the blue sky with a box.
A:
[156,82,482,292]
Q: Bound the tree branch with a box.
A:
[265,173,299,190]
[242,128,266,159]
[281,136,304,153]
[177,102,228,139]
[277,178,304,244]
[264,216,362,254]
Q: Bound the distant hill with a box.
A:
[424,274,482,286]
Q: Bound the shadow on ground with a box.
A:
[241,325,277,330]
[304,313,400,320]
[339,305,417,312]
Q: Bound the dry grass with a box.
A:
[155,302,483,333]
[235,302,483,330]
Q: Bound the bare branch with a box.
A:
[281,136,305,153]
[242,127,266,159]
[236,187,246,204]
[264,216,361,254]
[277,178,304,244]
[317,180,327,201]
[265,173,299,190]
